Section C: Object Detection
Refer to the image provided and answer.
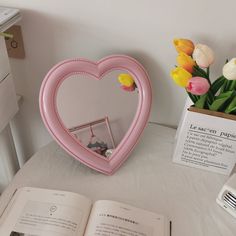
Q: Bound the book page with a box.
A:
[84,200,169,236]
[0,187,92,236]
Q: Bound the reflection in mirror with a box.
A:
[56,70,138,158]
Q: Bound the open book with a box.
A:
[0,187,170,236]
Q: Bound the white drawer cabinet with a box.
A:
[0,31,20,192]
[0,36,18,133]
[0,37,10,81]
[0,74,18,132]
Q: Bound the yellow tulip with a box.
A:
[118,74,135,87]
[173,38,194,56]
[170,67,192,87]
[177,52,196,73]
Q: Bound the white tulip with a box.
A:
[223,58,236,80]
[192,44,214,68]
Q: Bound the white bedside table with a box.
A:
[0,124,235,235]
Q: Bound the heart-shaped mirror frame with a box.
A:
[39,55,152,175]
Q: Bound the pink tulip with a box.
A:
[186,77,210,95]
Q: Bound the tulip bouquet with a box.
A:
[170,38,236,114]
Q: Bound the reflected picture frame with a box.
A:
[69,116,116,158]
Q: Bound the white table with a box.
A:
[0,124,235,235]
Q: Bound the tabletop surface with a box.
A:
[0,124,235,235]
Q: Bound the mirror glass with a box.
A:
[56,70,138,159]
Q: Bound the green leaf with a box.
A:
[192,66,208,78]
[229,80,236,91]
[225,95,236,114]
[206,90,214,107]
[220,91,236,112]
[195,94,208,109]
[187,92,198,103]
[209,91,234,111]
[224,80,232,91]
[220,79,227,93]
[211,76,227,95]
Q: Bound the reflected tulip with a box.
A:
[222,58,236,80]
[173,38,194,55]
[186,77,210,95]
[177,52,196,73]
[170,67,192,87]
[192,44,214,68]
[121,85,135,92]
[118,74,135,87]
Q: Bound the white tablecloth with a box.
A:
[0,124,235,235]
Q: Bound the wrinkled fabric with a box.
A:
[0,124,235,236]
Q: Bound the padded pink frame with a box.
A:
[39,55,152,175]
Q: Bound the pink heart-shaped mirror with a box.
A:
[39,55,152,175]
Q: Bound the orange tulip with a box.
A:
[173,38,194,56]
[177,52,196,73]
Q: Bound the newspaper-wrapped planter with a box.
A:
[173,107,236,175]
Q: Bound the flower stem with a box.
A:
[206,67,210,78]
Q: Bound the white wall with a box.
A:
[1,0,236,164]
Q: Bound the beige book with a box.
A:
[0,187,170,236]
